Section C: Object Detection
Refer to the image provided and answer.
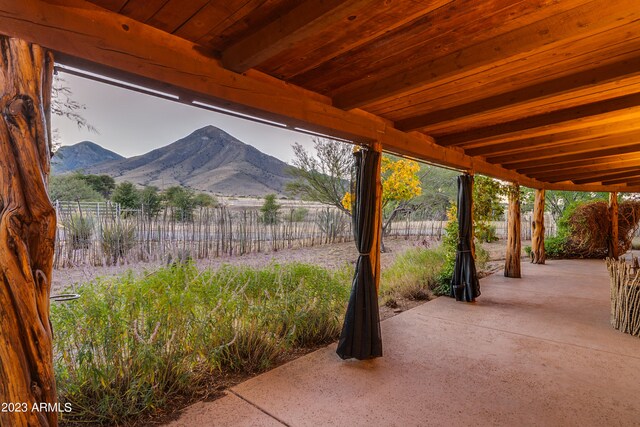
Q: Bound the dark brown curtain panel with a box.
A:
[451,174,481,302]
[336,148,383,360]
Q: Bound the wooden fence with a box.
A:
[52,202,557,269]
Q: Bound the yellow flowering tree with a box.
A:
[343,156,422,248]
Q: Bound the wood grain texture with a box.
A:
[222,0,372,73]
[486,129,640,165]
[332,0,640,109]
[531,189,545,265]
[396,56,640,132]
[504,184,521,278]
[0,36,57,427]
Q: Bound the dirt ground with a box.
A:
[51,237,521,296]
[51,237,435,294]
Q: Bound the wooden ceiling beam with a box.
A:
[221,0,373,73]
[534,165,640,182]
[464,119,640,157]
[396,57,640,132]
[516,155,640,175]
[502,143,640,170]
[575,170,640,185]
[601,174,640,185]
[438,93,640,147]
[486,130,640,165]
[446,108,640,149]
[333,0,640,109]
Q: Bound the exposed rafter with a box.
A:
[533,165,640,182]
[222,0,361,73]
[503,144,640,170]
[438,93,640,147]
[464,119,640,157]
[396,57,640,132]
[516,155,640,175]
[575,170,640,184]
[486,130,640,165]
[332,0,640,109]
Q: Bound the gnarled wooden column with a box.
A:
[504,183,521,278]
[0,37,57,426]
[530,189,546,264]
[609,192,619,259]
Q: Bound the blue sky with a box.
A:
[51,71,315,164]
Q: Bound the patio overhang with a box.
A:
[1,0,639,192]
[1,0,640,422]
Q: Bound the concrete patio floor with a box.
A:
[168,260,640,426]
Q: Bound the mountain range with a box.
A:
[52,141,124,174]
[53,126,295,196]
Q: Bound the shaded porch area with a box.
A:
[170,259,640,426]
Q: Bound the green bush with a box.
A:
[544,236,567,258]
[381,247,445,300]
[62,214,94,249]
[260,194,281,225]
[52,262,350,425]
[100,221,136,265]
[476,223,498,243]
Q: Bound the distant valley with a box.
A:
[52,126,296,197]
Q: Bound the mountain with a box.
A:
[52,141,124,174]
[87,126,295,196]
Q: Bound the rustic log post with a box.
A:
[505,183,521,278]
[0,37,58,427]
[530,188,546,264]
[609,192,619,259]
[371,142,382,292]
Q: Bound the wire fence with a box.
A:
[52,201,557,269]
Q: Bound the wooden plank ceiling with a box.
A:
[2,0,640,191]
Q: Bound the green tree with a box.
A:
[545,190,607,222]
[412,165,458,220]
[139,186,162,218]
[163,186,196,221]
[78,174,116,199]
[193,193,218,208]
[111,182,140,211]
[48,175,103,202]
[286,138,352,215]
[260,194,281,225]
[473,175,507,242]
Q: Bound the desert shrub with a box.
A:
[381,247,445,300]
[476,223,498,243]
[288,207,309,222]
[544,199,640,259]
[316,207,349,242]
[260,194,281,225]
[52,262,350,425]
[62,213,94,249]
[100,220,136,265]
[544,236,567,258]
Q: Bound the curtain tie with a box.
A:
[358,252,370,256]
